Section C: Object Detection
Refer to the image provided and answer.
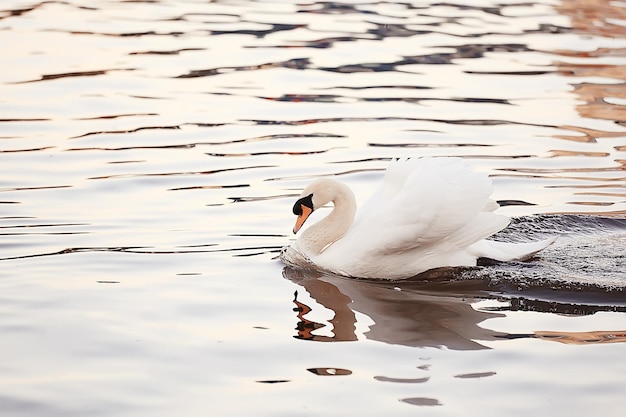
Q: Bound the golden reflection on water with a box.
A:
[547,0,626,213]
[533,330,626,345]
[555,0,626,135]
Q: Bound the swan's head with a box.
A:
[291,179,338,234]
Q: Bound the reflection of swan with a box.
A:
[284,267,626,349]
[281,157,555,279]
[284,266,505,350]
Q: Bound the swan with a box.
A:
[280,157,556,279]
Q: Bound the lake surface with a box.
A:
[1,0,625,415]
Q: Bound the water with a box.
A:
[1,0,625,415]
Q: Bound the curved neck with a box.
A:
[298,182,356,256]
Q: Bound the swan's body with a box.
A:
[280,157,556,280]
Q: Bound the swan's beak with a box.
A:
[293,204,313,234]
[292,193,314,234]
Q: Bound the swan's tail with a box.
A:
[472,236,558,262]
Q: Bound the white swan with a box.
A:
[280,157,556,279]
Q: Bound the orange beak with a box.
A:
[293,204,313,234]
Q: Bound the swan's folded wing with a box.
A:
[347,157,509,256]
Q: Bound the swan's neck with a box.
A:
[298,183,356,256]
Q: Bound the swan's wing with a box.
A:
[354,157,426,221]
[346,157,509,255]
[470,236,558,262]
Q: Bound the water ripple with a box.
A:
[1,1,626,413]
[11,68,137,84]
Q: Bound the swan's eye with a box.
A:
[293,193,314,215]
